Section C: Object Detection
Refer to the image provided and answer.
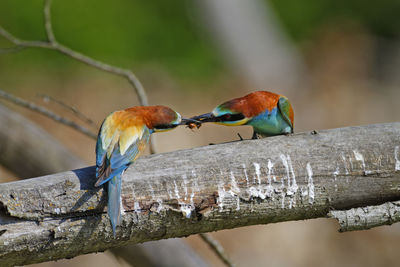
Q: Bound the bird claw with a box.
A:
[251,132,259,140]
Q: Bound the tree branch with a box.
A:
[38,94,97,128]
[43,0,56,43]
[0,26,51,48]
[0,122,399,266]
[329,200,400,232]
[0,15,147,106]
[199,233,234,267]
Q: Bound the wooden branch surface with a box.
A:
[329,200,400,232]
[0,122,400,266]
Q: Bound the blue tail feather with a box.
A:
[96,165,127,187]
[108,174,122,236]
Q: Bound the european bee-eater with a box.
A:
[95,105,196,236]
[191,91,294,139]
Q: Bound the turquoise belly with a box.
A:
[247,108,291,136]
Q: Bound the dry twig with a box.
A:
[38,94,97,128]
[199,233,235,267]
[0,3,147,106]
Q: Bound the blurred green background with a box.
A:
[270,0,400,40]
[1,0,400,267]
[1,0,399,83]
[0,0,225,82]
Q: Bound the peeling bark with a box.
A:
[0,122,399,266]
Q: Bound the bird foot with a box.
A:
[251,132,260,139]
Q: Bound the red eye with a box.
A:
[225,114,231,119]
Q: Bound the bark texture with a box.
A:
[329,200,400,232]
[0,122,399,266]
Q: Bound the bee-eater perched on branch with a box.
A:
[95,106,197,236]
[191,91,294,139]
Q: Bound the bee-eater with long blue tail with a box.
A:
[95,106,197,236]
[191,91,294,139]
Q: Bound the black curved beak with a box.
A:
[179,118,201,125]
[190,112,217,123]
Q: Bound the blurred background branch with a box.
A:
[195,0,307,92]
[0,89,97,139]
[0,5,148,106]
[199,233,235,267]
[43,0,56,43]
[37,93,97,128]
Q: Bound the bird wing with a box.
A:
[95,112,150,187]
[277,96,294,131]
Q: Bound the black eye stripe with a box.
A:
[218,113,245,121]
[154,124,177,129]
